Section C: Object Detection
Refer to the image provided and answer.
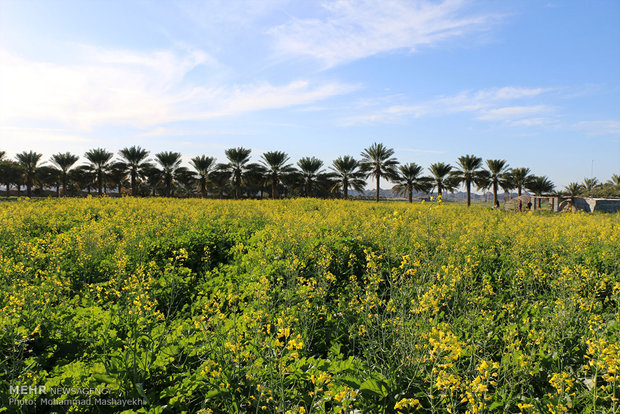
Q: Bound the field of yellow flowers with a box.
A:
[1,197,618,413]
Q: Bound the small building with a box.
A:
[527,195,620,213]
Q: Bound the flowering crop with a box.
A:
[0,197,618,413]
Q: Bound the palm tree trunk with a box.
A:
[26,178,32,197]
[493,181,498,207]
[56,181,60,198]
[5,183,9,197]
[518,186,522,197]
[272,174,278,199]
[131,171,137,196]
[376,175,380,202]
[63,175,68,198]
[343,179,348,199]
[234,174,241,199]
[98,172,103,195]
[437,184,442,197]
[408,184,413,203]
[466,180,471,207]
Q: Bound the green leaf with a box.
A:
[205,388,228,399]
[93,373,116,384]
[135,382,150,405]
[341,376,361,389]
[360,379,387,398]
[329,343,342,357]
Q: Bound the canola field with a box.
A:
[1,197,619,413]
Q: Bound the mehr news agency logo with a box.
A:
[8,384,145,408]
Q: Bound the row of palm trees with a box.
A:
[564,175,620,198]
[0,143,592,205]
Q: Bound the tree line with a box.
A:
[0,144,618,205]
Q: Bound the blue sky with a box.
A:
[1,0,619,189]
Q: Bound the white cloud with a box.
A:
[177,0,287,34]
[507,118,548,127]
[435,87,550,112]
[269,0,499,67]
[136,127,238,138]
[342,105,424,124]
[343,86,552,125]
[0,48,197,130]
[0,47,354,132]
[0,127,93,144]
[471,86,548,101]
[182,81,357,120]
[573,120,620,136]
[0,127,95,159]
[477,105,552,121]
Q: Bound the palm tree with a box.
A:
[582,177,599,196]
[143,165,163,196]
[280,169,300,197]
[174,167,196,197]
[118,146,151,196]
[602,174,620,197]
[16,151,43,197]
[190,155,216,197]
[70,165,96,195]
[261,151,294,199]
[297,156,325,197]
[155,151,182,196]
[452,154,485,207]
[428,162,457,197]
[0,151,8,194]
[564,182,583,196]
[107,162,127,195]
[392,163,432,203]
[244,163,267,198]
[526,176,555,207]
[37,166,60,196]
[500,173,516,200]
[359,142,399,202]
[84,148,113,195]
[51,152,79,197]
[210,168,233,198]
[485,160,510,207]
[330,156,367,199]
[509,168,533,197]
[0,160,22,197]
[475,169,492,202]
[564,182,583,207]
[314,173,338,198]
[224,147,252,199]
